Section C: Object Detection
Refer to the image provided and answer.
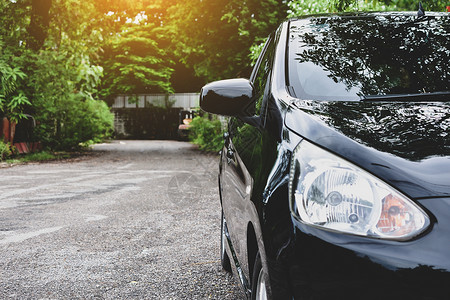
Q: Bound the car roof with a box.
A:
[288,10,449,21]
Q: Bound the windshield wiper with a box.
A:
[361,91,450,102]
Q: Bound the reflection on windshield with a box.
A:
[289,13,450,101]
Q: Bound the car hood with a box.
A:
[285,100,450,198]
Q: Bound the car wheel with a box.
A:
[221,210,232,272]
[251,252,269,300]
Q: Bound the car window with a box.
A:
[288,14,450,101]
[251,34,276,115]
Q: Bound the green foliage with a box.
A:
[249,42,266,67]
[0,141,16,161]
[101,23,174,97]
[19,151,57,162]
[288,0,334,15]
[26,37,114,150]
[168,0,288,81]
[189,115,224,153]
[0,51,31,123]
[288,0,449,15]
[31,51,114,150]
[0,0,114,150]
[37,94,113,150]
[2,151,78,164]
[96,1,178,99]
[378,0,449,11]
[288,0,397,16]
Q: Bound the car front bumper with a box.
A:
[267,197,450,299]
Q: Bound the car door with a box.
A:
[220,34,277,269]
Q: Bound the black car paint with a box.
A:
[285,102,450,199]
[203,13,450,299]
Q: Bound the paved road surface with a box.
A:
[0,140,243,299]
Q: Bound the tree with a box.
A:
[27,0,52,50]
[101,26,174,96]
[0,0,114,150]
[97,1,183,98]
[100,10,175,96]
[167,0,288,81]
[0,55,30,123]
[0,0,32,124]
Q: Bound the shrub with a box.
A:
[29,50,114,150]
[0,140,16,161]
[33,93,114,150]
[189,114,224,153]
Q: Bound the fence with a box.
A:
[112,93,200,109]
[111,93,200,140]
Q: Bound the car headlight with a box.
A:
[289,140,430,241]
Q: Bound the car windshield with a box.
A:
[288,13,450,101]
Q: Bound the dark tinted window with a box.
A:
[288,13,450,101]
[251,35,276,114]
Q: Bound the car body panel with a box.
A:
[212,12,450,300]
[284,102,450,199]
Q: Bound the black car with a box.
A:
[200,11,450,300]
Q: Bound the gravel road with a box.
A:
[0,140,244,299]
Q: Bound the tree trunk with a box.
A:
[27,0,53,50]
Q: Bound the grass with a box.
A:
[2,151,79,165]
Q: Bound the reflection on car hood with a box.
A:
[292,100,450,160]
[288,100,450,198]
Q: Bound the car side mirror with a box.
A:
[200,78,256,117]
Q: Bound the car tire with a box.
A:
[251,251,269,300]
[221,210,232,272]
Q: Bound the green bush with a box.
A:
[29,50,114,150]
[33,93,114,150]
[0,140,16,161]
[189,114,224,153]
[0,0,115,152]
